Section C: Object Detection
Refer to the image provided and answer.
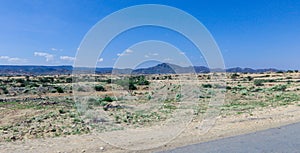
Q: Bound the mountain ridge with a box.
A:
[0,64,286,76]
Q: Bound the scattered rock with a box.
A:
[10,136,16,141]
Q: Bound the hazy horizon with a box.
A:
[0,63,296,71]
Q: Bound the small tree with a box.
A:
[128,81,137,90]
[136,76,150,85]
[56,86,64,93]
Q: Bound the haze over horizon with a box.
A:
[0,0,299,70]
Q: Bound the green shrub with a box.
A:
[88,98,97,103]
[115,78,137,91]
[39,77,54,83]
[202,84,212,88]
[231,85,247,91]
[59,109,67,114]
[226,86,232,90]
[128,82,137,90]
[267,79,276,82]
[176,94,182,101]
[22,89,30,93]
[102,96,114,102]
[30,83,39,88]
[136,77,150,85]
[104,79,112,83]
[51,89,57,93]
[231,73,239,79]
[251,88,263,92]
[271,84,287,91]
[246,76,253,81]
[77,87,85,92]
[254,79,264,86]
[3,89,9,94]
[94,85,106,91]
[66,78,72,83]
[240,89,248,95]
[55,86,64,93]
[15,78,25,84]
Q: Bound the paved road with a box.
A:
[160,122,300,153]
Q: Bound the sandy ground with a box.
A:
[0,103,299,153]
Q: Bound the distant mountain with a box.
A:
[132,63,176,74]
[226,67,280,73]
[193,66,211,73]
[0,64,284,76]
[132,63,211,74]
[0,65,72,75]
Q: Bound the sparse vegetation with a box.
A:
[0,72,299,143]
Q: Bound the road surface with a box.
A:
[160,122,300,153]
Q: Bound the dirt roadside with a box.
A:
[1,104,299,153]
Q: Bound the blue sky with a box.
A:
[0,0,299,69]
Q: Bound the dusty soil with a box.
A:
[1,103,299,153]
[1,72,299,152]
